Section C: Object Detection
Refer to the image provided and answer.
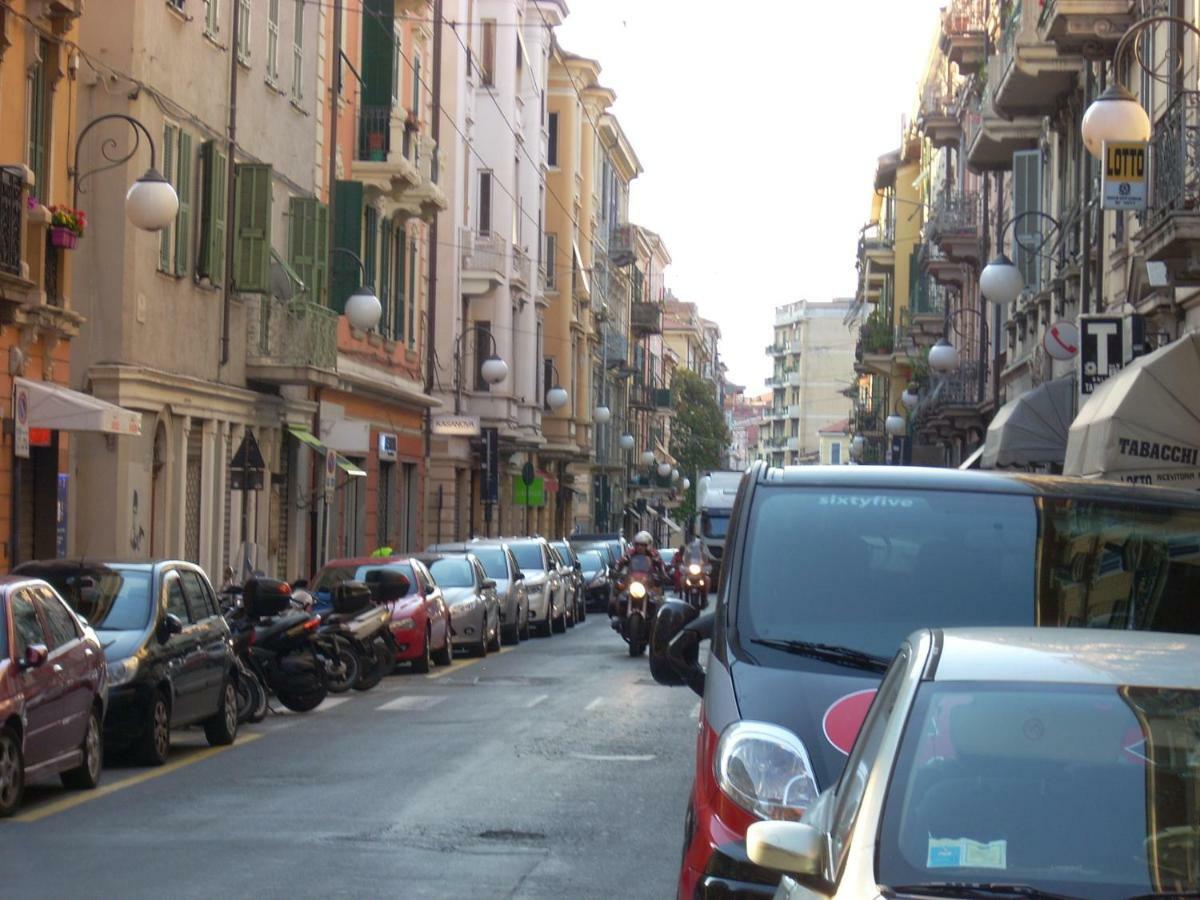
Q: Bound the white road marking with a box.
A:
[375,695,447,712]
[525,694,549,709]
[570,752,657,762]
[584,696,605,712]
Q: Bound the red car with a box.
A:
[309,557,452,672]
[0,575,107,816]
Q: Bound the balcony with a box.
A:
[609,223,635,267]
[245,297,339,387]
[941,0,988,74]
[404,134,448,216]
[355,106,420,185]
[1140,91,1200,285]
[859,316,895,377]
[510,245,532,290]
[993,0,1084,118]
[854,403,885,436]
[965,87,1041,172]
[0,168,23,280]
[928,191,982,264]
[906,275,948,349]
[601,325,628,367]
[460,227,508,295]
[917,86,963,149]
[1037,0,1136,55]
[630,301,663,336]
[861,228,895,275]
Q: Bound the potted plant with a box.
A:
[48,205,86,249]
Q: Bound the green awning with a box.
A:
[287,425,367,478]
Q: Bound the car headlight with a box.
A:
[715,721,819,821]
[688,564,702,576]
[107,656,140,687]
[392,617,416,630]
[628,581,647,600]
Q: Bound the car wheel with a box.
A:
[473,620,489,658]
[519,606,531,641]
[576,598,586,623]
[0,726,24,816]
[552,607,567,634]
[488,615,502,652]
[203,679,239,747]
[432,624,453,666]
[565,600,576,628]
[412,626,433,674]
[138,692,171,766]
[61,707,103,790]
[501,621,520,645]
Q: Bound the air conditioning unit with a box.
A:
[378,433,398,461]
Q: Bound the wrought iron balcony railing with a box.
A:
[0,167,22,277]
[247,297,338,372]
[1147,90,1200,233]
[357,105,392,161]
[929,191,981,236]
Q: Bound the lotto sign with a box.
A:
[13,383,29,459]
[1101,141,1147,211]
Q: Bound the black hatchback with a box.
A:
[651,462,1200,898]
[15,559,240,765]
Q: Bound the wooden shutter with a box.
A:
[1012,149,1042,294]
[233,163,273,293]
[288,196,316,299]
[379,218,393,337]
[159,124,176,271]
[547,113,558,167]
[408,239,417,346]
[395,228,407,342]
[478,171,492,234]
[313,202,328,306]
[198,140,227,285]
[363,205,378,299]
[174,131,193,276]
[331,180,364,313]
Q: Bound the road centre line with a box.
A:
[375,695,447,712]
[11,732,265,823]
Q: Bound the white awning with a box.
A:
[958,445,985,470]
[981,376,1074,469]
[17,377,141,436]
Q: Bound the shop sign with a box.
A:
[1080,316,1127,396]
[432,414,481,437]
[1101,141,1147,211]
[1043,321,1079,361]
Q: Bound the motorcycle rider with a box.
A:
[611,531,668,618]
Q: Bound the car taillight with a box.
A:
[714,721,819,822]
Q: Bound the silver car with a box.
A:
[496,538,567,636]
[550,540,586,625]
[414,553,500,657]
[427,542,529,645]
[748,627,1200,899]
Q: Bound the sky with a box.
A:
[555,0,947,393]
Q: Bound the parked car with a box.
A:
[16,559,240,766]
[569,533,625,574]
[651,463,1200,897]
[308,557,452,672]
[480,538,566,636]
[550,540,586,624]
[0,576,107,816]
[748,627,1200,899]
[576,548,613,612]
[427,542,529,644]
[412,553,500,656]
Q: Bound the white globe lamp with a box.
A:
[344,285,382,331]
[671,468,680,481]
[885,413,907,437]
[593,405,611,424]
[928,338,960,374]
[619,433,635,451]
[979,253,1025,306]
[681,477,691,490]
[901,386,920,410]
[546,384,569,411]
[480,355,509,386]
[657,462,672,478]
[1081,83,1150,160]
[125,169,179,231]
[640,450,656,466]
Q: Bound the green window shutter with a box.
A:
[396,228,406,342]
[1012,149,1042,294]
[159,124,176,272]
[198,140,228,285]
[331,179,363,313]
[174,131,193,276]
[363,205,378,305]
[233,163,273,293]
[379,218,392,337]
[407,240,417,347]
[313,202,328,306]
[288,196,315,297]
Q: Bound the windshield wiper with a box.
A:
[749,638,890,672]
[886,883,1085,900]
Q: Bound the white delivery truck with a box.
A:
[694,469,743,583]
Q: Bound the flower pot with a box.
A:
[49,227,78,249]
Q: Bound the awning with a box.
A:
[981,376,1074,469]
[286,425,367,478]
[1065,331,1200,488]
[16,377,141,435]
[958,445,985,470]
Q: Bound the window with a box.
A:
[11,592,45,655]
[204,0,219,37]
[831,442,841,465]
[286,196,329,305]
[394,226,407,342]
[165,574,190,622]
[290,0,304,101]
[547,112,559,167]
[266,0,279,82]
[480,19,496,86]
[411,55,421,119]
[233,163,274,293]
[167,0,185,10]
[478,171,492,234]
[174,130,193,277]
[159,123,178,272]
[474,321,492,391]
[179,571,216,621]
[27,39,50,202]
[236,0,251,63]
[198,140,228,285]
[37,589,80,648]
[544,233,557,290]
[407,238,417,347]
[378,460,395,545]
[363,205,378,306]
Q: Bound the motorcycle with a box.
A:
[219,584,269,724]
[320,581,394,692]
[227,578,329,713]
[680,552,710,611]
[612,554,662,657]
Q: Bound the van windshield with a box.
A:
[702,511,730,538]
[738,487,1200,661]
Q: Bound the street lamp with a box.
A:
[593,405,611,424]
[928,337,960,375]
[72,114,180,231]
[885,411,907,437]
[1081,16,1200,158]
[452,324,509,413]
[901,385,920,411]
[544,360,569,412]
[978,211,1062,307]
[657,462,672,478]
[641,450,656,467]
[331,248,381,331]
[681,477,691,490]
[671,468,680,482]
[619,433,636,451]
[851,435,865,460]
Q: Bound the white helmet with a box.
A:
[633,530,653,548]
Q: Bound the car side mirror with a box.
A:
[21,643,49,669]
[650,601,712,696]
[746,821,826,879]
[158,612,185,643]
[481,579,497,590]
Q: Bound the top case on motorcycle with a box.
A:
[243,578,294,617]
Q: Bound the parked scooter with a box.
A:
[227,578,329,713]
[613,554,662,657]
[320,581,393,691]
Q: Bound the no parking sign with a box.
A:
[14,383,29,459]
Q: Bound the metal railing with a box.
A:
[602,324,628,366]
[860,316,895,355]
[909,273,948,317]
[929,191,981,236]
[1147,91,1200,232]
[246,296,338,371]
[357,105,392,161]
[937,359,987,407]
[511,245,532,286]
[460,227,507,274]
[942,0,988,35]
[0,168,22,277]
[630,301,663,334]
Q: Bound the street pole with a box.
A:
[327,0,343,314]
[424,0,443,460]
[220,0,242,366]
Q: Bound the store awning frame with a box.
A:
[981,375,1074,469]
[16,377,141,436]
[958,445,985,470]
[287,425,366,478]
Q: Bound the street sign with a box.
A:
[324,448,337,500]
[230,429,266,493]
[432,414,481,437]
[1080,315,1128,396]
[13,382,29,459]
[1101,141,1147,211]
[481,427,499,504]
[1043,320,1080,361]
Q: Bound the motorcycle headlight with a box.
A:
[688,564,702,576]
[107,656,140,688]
[628,581,647,600]
[715,721,819,821]
[392,617,416,631]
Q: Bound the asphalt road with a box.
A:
[0,612,701,899]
